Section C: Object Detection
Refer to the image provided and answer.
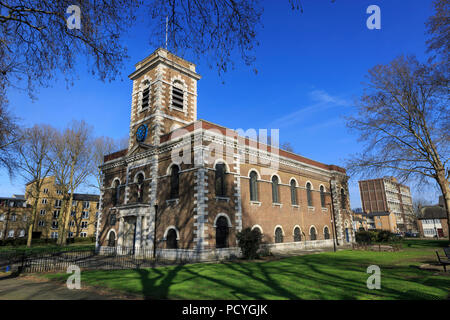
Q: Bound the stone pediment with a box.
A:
[127,143,154,157]
[117,203,152,217]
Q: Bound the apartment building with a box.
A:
[352,208,397,233]
[25,176,99,240]
[359,177,415,232]
[0,195,31,240]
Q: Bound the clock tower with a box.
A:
[127,48,201,151]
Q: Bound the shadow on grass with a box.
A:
[43,247,450,300]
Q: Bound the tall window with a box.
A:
[249,171,258,201]
[108,232,116,247]
[11,214,16,222]
[113,180,120,206]
[170,165,180,199]
[324,227,330,240]
[166,229,178,249]
[216,216,229,248]
[136,173,144,203]
[141,87,150,109]
[341,188,347,209]
[294,227,301,242]
[306,182,313,207]
[310,227,317,241]
[172,81,184,110]
[275,227,283,243]
[272,176,279,203]
[320,185,326,208]
[290,180,297,205]
[215,163,226,197]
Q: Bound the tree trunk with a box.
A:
[58,165,75,246]
[436,173,450,240]
[26,196,40,247]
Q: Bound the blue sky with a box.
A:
[1,0,441,207]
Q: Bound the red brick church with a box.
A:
[96,48,355,260]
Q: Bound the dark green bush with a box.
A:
[236,228,262,259]
[355,230,401,244]
[355,231,376,244]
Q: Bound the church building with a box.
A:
[96,48,355,260]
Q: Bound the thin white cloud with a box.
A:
[269,89,350,129]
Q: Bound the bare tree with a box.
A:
[0,0,137,101]
[281,142,295,152]
[346,55,449,238]
[426,0,449,64]
[18,124,56,246]
[50,120,94,245]
[0,0,337,105]
[0,104,19,177]
[90,136,128,192]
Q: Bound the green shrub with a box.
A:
[355,230,401,245]
[355,231,376,244]
[236,228,262,259]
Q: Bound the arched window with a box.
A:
[275,227,283,243]
[172,81,184,110]
[136,173,144,203]
[306,182,313,207]
[324,226,330,240]
[166,229,178,249]
[310,227,317,241]
[215,163,226,197]
[108,231,116,247]
[290,180,297,205]
[252,227,262,240]
[271,175,279,203]
[341,188,347,209]
[113,180,120,206]
[320,185,326,208]
[109,214,116,226]
[216,216,229,248]
[249,171,258,201]
[170,165,180,199]
[294,227,301,242]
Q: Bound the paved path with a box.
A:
[0,274,136,300]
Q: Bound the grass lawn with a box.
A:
[43,239,450,300]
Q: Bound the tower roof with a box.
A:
[128,48,201,81]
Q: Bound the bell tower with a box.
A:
[127,48,201,151]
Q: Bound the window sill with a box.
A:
[169,106,185,113]
[215,196,230,203]
[250,201,261,206]
[272,203,283,208]
[321,207,328,212]
[308,206,315,211]
[166,198,180,206]
[291,204,300,209]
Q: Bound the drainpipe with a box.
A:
[153,204,158,259]
[329,181,339,249]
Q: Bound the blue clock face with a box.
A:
[136,124,147,142]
